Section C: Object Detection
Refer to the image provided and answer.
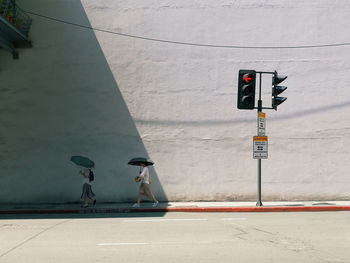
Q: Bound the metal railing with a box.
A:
[0,0,32,36]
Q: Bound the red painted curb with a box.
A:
[1,206,350,214]
[160,206,350,213]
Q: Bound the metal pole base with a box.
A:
[256,201,263,207]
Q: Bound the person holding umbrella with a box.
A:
[79,167,96,208]
[129,158,158,208]
[70,156,96,208]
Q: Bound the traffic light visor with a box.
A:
[242,84,254,95]
[273,74,287,85]
[273,86,287,96]
[273,97,287,107]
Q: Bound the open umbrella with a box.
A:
[70,155,95,168]
[128,157,154,166]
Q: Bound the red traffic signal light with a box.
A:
[243,73,254,84]
[237,70,256,110]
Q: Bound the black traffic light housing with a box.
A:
[237,69,256,110]
[272,71,287,110]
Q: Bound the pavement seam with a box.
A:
[0,219,71,258]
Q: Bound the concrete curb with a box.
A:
[1,205,350,214]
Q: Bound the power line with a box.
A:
[25,10,350,50]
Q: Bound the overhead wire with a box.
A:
[24,10,350,50]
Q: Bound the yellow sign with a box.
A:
[258,112,266,118]
[253,136,268,141]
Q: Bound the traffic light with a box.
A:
[272,71,287,110]
[237,69,256,110]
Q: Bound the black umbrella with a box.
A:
[128,157,154,166]
[70,155,95,168]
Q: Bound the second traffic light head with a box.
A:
[272,71,288,110]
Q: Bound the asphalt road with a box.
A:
[1,212,349,263]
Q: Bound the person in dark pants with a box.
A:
[80,168,96,208]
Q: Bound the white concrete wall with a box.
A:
[0,0,349,202]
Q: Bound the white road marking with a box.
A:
[98,243,149,246]
[220,218,248,221]
[97,241,210,247]
[97,241,188,246]
[123,218,208,222]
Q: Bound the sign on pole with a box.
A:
[253,136,268,159]
[258,112,266,136]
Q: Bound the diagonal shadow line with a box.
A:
[133,101,350,126]
[72,2,168,209]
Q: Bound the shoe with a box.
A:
[152,201,159,207]
[93,199,97,206]
[132,203,140,208]
[81,204,88,208]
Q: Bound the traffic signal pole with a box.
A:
[255,71,274,206]
[237,69,287,207]
[257,73,263,207]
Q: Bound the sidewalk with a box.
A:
[1,201,350,214]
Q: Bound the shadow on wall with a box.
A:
[0,1,167,205]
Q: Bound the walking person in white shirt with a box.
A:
[133,162,159,208]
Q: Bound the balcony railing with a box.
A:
[0,0,32,36]
[0,0,32,58]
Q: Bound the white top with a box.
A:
[139,166,150,184]
[80,168,91,185]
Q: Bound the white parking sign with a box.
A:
[253,136,268,159]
